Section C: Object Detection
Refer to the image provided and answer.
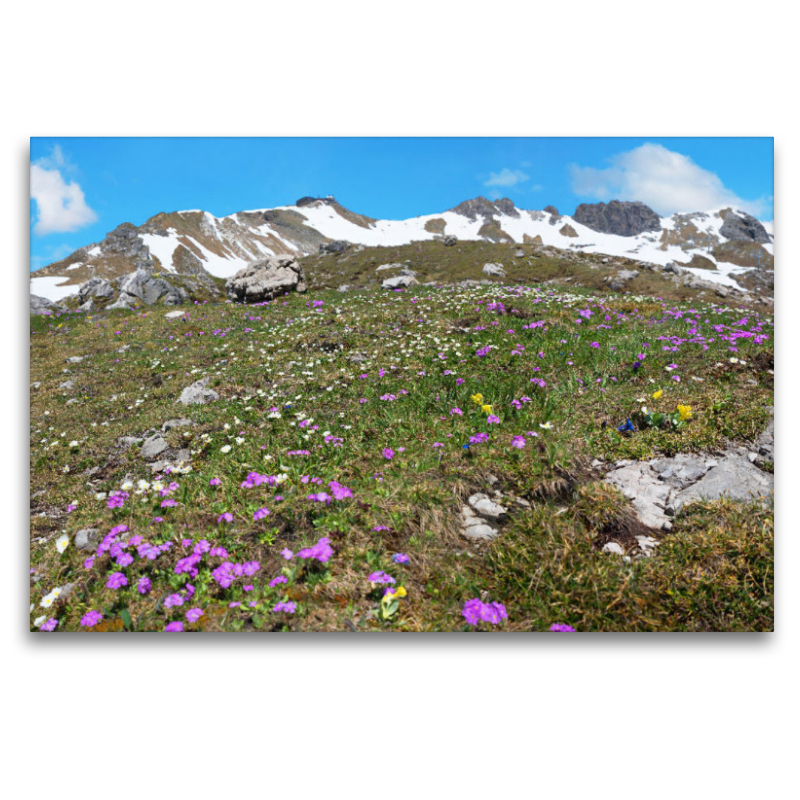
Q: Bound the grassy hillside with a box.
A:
[29,280,773,632]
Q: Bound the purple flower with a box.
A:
[165,621,184,632]
[281,548,293,560]
[80,610,103,628]
[461,598,483,626]
[273,601,297,614]
[307,492,332,503]
[253,507,270,521]
[297,537,333,563]
[209,478,221,486]
[450,407,463,416]
[137,577,152,595]
[229,601,242,608]
[217,512,233,523]
[185,608,204,623]
[116,553,134,568]
[368,570,396,585]
[486,414,500,425]
[511,435,526,449]
[105,572,127,590]
[83,557,94,570]
[462,598,507,627]
[392,553,410,564]
[383,448,395,460]
[328,481,353,500]
[164,593,185,608]
[549,623,576,632]
[269,575,288,588]
[40,618,58,631]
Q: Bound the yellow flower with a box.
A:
[652,389,663,400]
[392,586,407,599]
[471,393,483,405]
[481,404,493,414]
[677,404,692,420]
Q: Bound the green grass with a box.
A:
[29,279,774,632]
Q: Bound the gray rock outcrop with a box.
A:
[573,200,662,237]
[225,255,308,303]
[30,295,64,315]
[719,210,770,243]
[78,277,114,304]
[117,269,189,306]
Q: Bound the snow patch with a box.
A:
[30,276,78,302]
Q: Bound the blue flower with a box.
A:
[618,419,635,432]
[632,361,642,370]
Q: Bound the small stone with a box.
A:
[59,380,75,390]
[748,452,758,463]
[467,493,507,520]
[74,528,99,551]
[118,436,143,448]
[162,418,195,432]
[30,382,41,390]
[66,356,85,364]
[178,377,219,405]
[140,435,169,460]
[165,310,186,319]
[602,542,625,555]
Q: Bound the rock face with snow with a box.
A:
[719,210,771,243]
[573,200,661,237]
[31,195,774,304]
[226,255,308,303]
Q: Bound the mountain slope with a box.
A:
[30,196,774,302]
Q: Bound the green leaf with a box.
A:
[120,608,133,631]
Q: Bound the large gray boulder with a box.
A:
[78,277,114,304]
[573,200,662,237]
[118,269,189,306]
[226,255,308,303]
[30,294,64,315]
[382,274,418,290]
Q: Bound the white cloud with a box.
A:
[30,148,97,235]
[569,143,770,218]
[484,167,530,188]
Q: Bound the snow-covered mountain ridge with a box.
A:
[31,196,773,302]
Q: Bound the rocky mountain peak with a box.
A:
[450,196,518,220]
[573,200,662,237]
[719,209,771,243]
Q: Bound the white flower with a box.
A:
[56,534,70,554]
[33,615,47,628]
[121,481,134,491]
[235,437,245,445]
[539,422,553,430]
[40,587,62,608]
[69,440,79,447]
[268,412,281,419]
[220,444,232,454]
[95,492,107,501]
[137,480,150,491]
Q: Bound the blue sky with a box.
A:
[30,137,773,271]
